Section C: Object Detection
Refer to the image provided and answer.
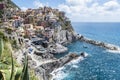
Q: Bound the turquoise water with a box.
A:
[54,23,120,80]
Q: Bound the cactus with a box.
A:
[0,67,23,80]
[0,38,4,58]
[21,55,29,80]
[0,37,37,80]
[14,68,23,80]
[0,71,4,80]
[10,52,14,80]
[0,70,12,80]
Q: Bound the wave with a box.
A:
[68,56,84,65]
[106,49,120,54]
[50,66,68,80]
[105,44,120,53]
[51,52,88,80]
[68,52,88,67]
[72,64,79,68]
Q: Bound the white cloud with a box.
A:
[33,0,49,8]
[103,0,120,11]
[58,0,120,22]
[66,0,93,6]
[21,7,27,11]
[33,0,44,8]
[58,4,71,13]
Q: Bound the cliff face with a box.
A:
[54,30,73,44]
[53,20,77,45]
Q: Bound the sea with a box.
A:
[52,22,120,80]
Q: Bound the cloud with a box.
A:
[33,0,44,8]
[66,0,93,6]
[58,0,120,22]
[103,0,120,11]
[58,4,71,13]
[33,0,49,8]
[21,7,27,11]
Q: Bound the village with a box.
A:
[0,0,74,56]
[1,0,120,80]
[2,1,118,80]
[0,1,84,80]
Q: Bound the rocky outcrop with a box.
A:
[48,43,68,54]
[34,52,88,80]
[48,28,77,54]
[53,30,70,44]
[34,52,55,60]
[78,35,120,50]
[53,27,77,45]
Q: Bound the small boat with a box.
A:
[83,46,88,48]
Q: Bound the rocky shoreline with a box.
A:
[13,32,120,80]
[34,52,88,80]
[77,35,120,51]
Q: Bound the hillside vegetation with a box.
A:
[0,31,38,80]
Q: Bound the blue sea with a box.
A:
[53,22,120,80]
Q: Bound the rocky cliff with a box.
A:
[52,13,77,46]
[34,52,87,80]
[53,29,77,45]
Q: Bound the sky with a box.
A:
[12,0,120,22]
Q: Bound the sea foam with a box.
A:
[105,44,120,53]
[51,52,88,80]
[51,66,68,80]
[107,49,120,54]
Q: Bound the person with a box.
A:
[80,52,85,57]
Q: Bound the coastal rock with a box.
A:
[34,52,55,60]
[35,52,88,80]
[48,43,68,54]
[78,35,119,50]
[53,30,77,45]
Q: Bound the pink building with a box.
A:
[0,4,5,9]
